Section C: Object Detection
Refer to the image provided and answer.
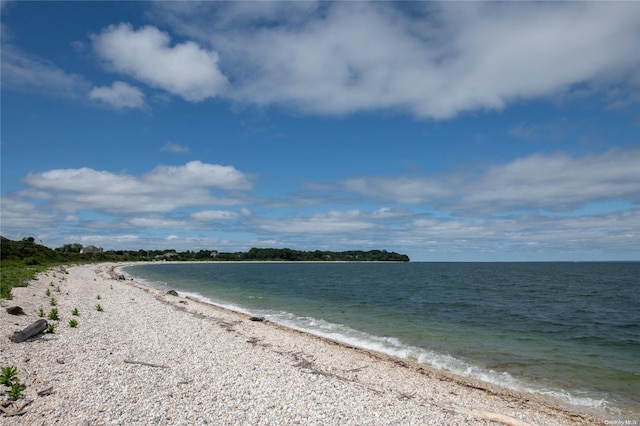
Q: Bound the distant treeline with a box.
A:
[1,236,409,298]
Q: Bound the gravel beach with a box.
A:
[1,263,604,425]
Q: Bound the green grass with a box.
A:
[68,318,78,328]
[1,366,26,400]
[47,308,59,321]
[95,304,103,312]
[72,307,79,316]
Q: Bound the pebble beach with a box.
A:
[1,263,605,425]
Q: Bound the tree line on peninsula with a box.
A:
[1,237,409,298]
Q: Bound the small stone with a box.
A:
[166,290,179,296]
[6,306,26,315]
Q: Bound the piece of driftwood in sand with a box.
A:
[11,319,48,343]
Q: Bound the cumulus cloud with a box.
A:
[151,1,640,118]
[89,81,145,109]
[91,23,227,102]
[21,161,252,215]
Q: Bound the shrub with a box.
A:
[48,308,59,321]
[45,288,51,297]
[71,307,79,316]
[68,319,78,328]
[0,366,18,387]
[47,323,57,333]
[96,295,101,300]
[49,298,56,306]
[95,304,103,312]
[0,367,25,400]
[6,382,26,399]
[38,307,44,317]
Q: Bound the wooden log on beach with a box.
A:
[11,319,48,343]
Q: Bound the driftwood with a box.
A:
[166,290,179,296]
[248,316,265,322]
[124,359,168,369]
[37,387,54,397]
[11,319,48,343]
[0,400,33,417]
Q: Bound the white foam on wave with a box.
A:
[262,310,611,413]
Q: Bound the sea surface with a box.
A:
[123,262,639,417]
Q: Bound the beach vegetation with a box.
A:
[47,322,57,333]
[38,308,44,317]
[48,308,59,321]
[49,298,56,306]
[6,381,26,400]
[45,288,51,297]
[72,307,79,316]
[0,366,18,387]
[96,294,101,300]
[68,318,78,328]
[95,304,103,312]
[0,366,26,400]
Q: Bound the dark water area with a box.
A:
[124,262,640,417]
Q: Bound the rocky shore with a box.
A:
[1,263,604,425]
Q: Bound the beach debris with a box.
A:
[37,387,54,397]
[5,306,26,316]
[0,399,33,417]
[10,319,48,343]
[166,290,179,296]
[248,316,265,322]
[447,404,533,426]
[124,359,169,369]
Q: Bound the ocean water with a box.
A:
[123,262,640,417]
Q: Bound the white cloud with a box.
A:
[1,45,90,98]
[464,148,640,212]
[191,210,240,221]
[21,161,253,215]
[339,148,640,213]
[89,81,145,109]
[161,142,190,153]
[153,1,640,119]
[252,210,375,235]
[143,161,252,191]
[92,23,227,102]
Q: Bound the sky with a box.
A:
[1,1,639,261]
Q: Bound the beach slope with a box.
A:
[1,263,603,425]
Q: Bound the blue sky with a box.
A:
[1,1,639,261]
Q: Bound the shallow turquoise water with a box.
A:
[124,262,640,416]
